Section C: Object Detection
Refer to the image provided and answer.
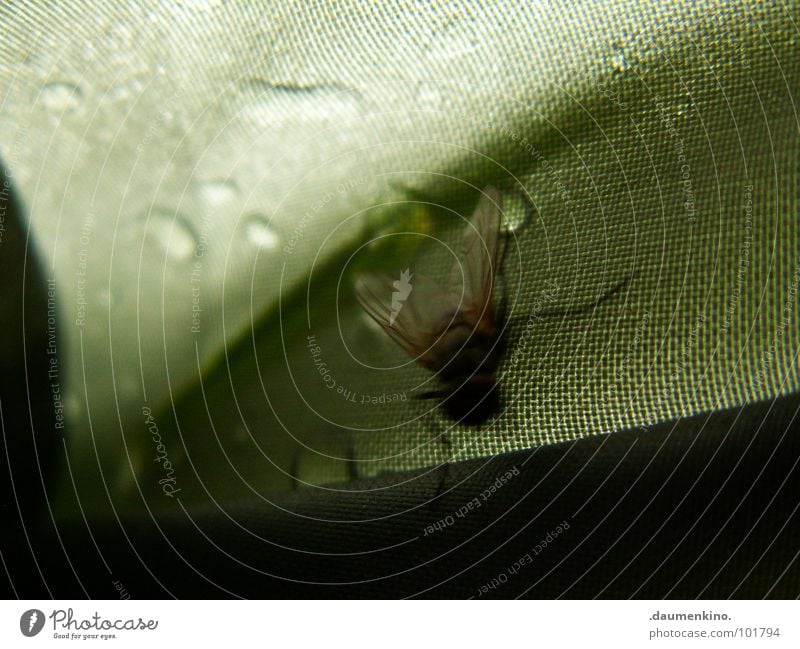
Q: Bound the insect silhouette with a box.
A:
[355,186,506,425]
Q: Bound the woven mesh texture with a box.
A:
[161,2,799,503]
[0,2,796,510]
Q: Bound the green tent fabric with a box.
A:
[0,1,798,597]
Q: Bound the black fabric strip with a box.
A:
[3,390,798,598]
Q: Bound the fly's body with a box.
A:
[355,186,505,424]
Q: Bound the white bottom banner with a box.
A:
[1,600,796,648]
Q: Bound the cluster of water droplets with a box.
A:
[141,185,280,265]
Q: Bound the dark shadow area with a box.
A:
[3,387,798,598]
[0,158,61,597]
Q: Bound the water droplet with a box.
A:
[147,208,198,262]
[109,84,130,102]
[199,178,239,206]
[610,48,629,72]
[243,213,279,250]
[416,82,442,109]
[40,82,83,112]
[433,17,480,60]
[130,78,144,94]
[239,80,364,125]
[81,40,95,61]
[502,190,535,233]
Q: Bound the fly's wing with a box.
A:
[448,186,502,326]
[355,271,458,370]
